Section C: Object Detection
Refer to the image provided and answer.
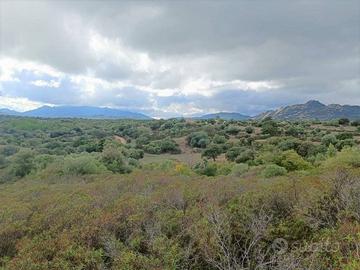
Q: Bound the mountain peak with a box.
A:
[258,100,360,120]
[305,100,325,107]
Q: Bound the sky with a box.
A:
[0,0,359,118]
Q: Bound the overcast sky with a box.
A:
[0,0,359,117]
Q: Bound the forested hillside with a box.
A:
[0,116,359,269]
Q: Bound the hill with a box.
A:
[257,100,360,120]
[0,106,151,119]
[0,108,21,116]
[197,112,250,120]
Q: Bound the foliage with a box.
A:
[11,150,36,178]
[202,144,223,161]
[0,116,359,269]
[231,163,249,176]
[261,119,280,136]
[262,164,287,178]
[144,138,181,154]
[187,131,209,148]
[62,154,106,175]
[278,150,312,171]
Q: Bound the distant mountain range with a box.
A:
[196,112,250,120]
[257,100,360,120]
[0,106,151,120]
[1,100,359,120]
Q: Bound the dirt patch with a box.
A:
[114,135,127,144]
[173,136,195,154]
[142,153,202,166]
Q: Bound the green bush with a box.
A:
[245,126,254,134]
[226,125,241,135]
[262,164,287,178]
[212,134,227,144]
[278,150,312,171]
[187,132,209,148]
[235,149,255,163]
[336,132,353,140]
[225,146,243,161]
[323,147,360,169]
[11,150,36,177]
[144,138,180,154]
[202,144,222,161]
[261,120,280,136]
[102,146,131,173]
[321,134,338,146]
[231,163,249,176]
[62,154,105,175]
[0,145,18,156]
[338,118,350,125]
[193,160,217,176]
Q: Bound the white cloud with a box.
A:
[0,57,64,82]
[0,96,50,112]
[30,80,61,88]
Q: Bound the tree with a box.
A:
[278,150,312,171]
[226,125,241,135]
[245,126,254,134]
[102,146,130,173]
[351,120,360,126]
[225,147,243,161]
[12,150,35,177]
[187,132,209,148]
[338,118,350,125]
[213,134,227,144]
[262,164,287,178]
[62,154,105,175]
[261,120,280,136]
[235,149,255,163]
[321,134,338,146]
[202,144,222,161]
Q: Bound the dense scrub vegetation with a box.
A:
[0,115,359,269]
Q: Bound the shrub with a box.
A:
[187,132,209,148]
[0,154,7,169]
[338,118,350,125]
[212,135,227,144]
[278,138,300,151]
[285,125,304,137]
[262,164,287,178]
[144,138,180,154]
[278,150,312,171]
[296,141,317,157]
[351,120,360,126]
[225,147,243,161]
[62,154,105,175]
[102,146,131,173]
[0,145,18,156]
[336,139,356,150]
[323,147,360,169]
[193,160,217,176]
[336,132,353,140]
[261,120,280,136]
[235,149,255,163]
[245,126,254,134]
[231,163,249,176]
[11,150,36,177]
[226,125,241,135]
[321,134,338,146]
[202,144,223,161]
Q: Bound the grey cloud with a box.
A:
[0,0,359,117]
